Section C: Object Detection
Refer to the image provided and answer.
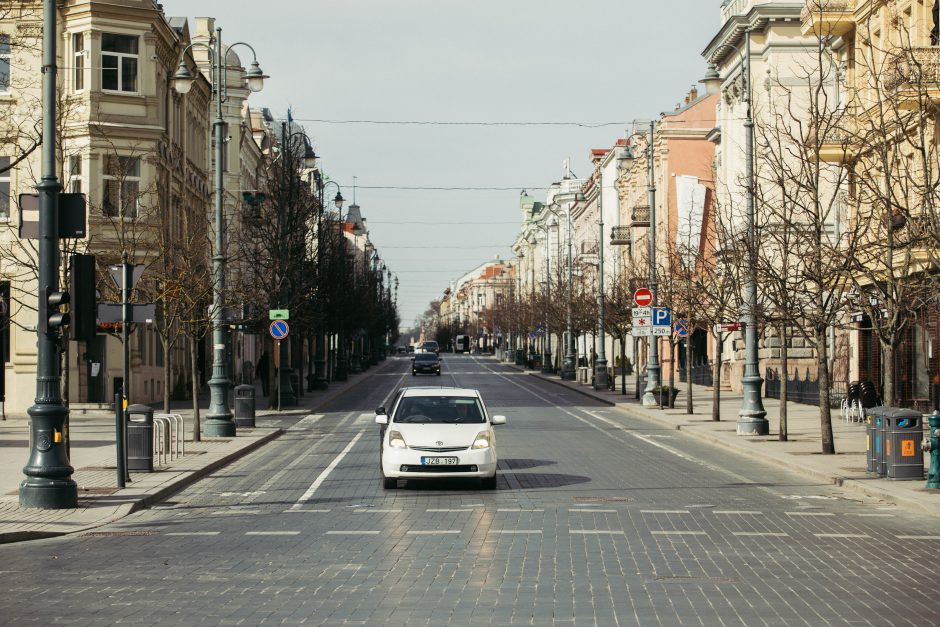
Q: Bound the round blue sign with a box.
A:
[269,319,289,340]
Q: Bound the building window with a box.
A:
[0,157,10,219]
[101,33,138,93]
[73,33,84,92]
[68,155,82,194]
[103,156,140,218]
[0,35,10,94]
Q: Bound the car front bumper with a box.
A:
[382,446,497,479]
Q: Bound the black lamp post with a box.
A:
[312,178,343,389]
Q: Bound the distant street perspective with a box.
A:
[3,0,940,625]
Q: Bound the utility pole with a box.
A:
[642,121,661,406]
[595,168,609,390]
[20,0,78,508]
[737,29,770,435]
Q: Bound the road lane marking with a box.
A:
[714,511,764,515]
[570,530,623,535]
[489,530,543,534]
[289,414,325,431]
[166,532,220,536]
[651,531,708,536]
[407,530,460,535]
[248,416,331,503]
[569,509,617,513]
[497,508,543,512]
[428,508,478,512]
[733,532,789,537]
[641,510,691,515]
[786,512,835,516]
[210,509,260,515]
[246,531,301,536]
[814,533,871,538]
[283,509,331,513]
[291,430,365,510]
[354,509,402,513]
[325,531,380,535]
[853,513,894,518]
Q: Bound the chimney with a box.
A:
[689,86,698,101]
[195,17,215,37]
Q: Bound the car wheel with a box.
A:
[480,474,497,490]
[383,476,398,490]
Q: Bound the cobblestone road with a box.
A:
[1,355,938,626]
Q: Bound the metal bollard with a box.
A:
[923,411,940,489]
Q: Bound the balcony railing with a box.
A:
[631,205,650,227]
[885,47,940,93]
[610,225,631,246]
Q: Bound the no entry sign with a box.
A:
[633,288,652,307]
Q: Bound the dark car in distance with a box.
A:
[412,352,441,376]
[421,340,440,355]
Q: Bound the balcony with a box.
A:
[884,47,940,108]
[631,205,650,227]
[610,225,631,246]
[800,0,854,38]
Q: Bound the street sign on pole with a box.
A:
[108,264,145,292]
[633,326,652,337]
[633,288,653,307]
[652,326,671,336]
[269,309,289,320]
[652,307,671,327]
[632,307,651,319]
[674,319,689,338]
[269,319,290,340]
[719,322,741,332]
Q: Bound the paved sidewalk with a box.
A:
[502,359,940,518]
[0,357,399,543]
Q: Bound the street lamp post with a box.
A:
[595,168,610,391]
[540,216,557,374]
[314,180,344,386]
[20,0,77,509]
[737,30,770,435]
[172,27,267,435]
[641,121,662,407]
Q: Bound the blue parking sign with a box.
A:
[653,307,671,327]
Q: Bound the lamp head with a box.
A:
[334,191,344,209]
[245,60,268,93]
[302,145,318,170]
[172,59,195,94]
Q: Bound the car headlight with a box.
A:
[471,431,492,450]
[388,430,407,449]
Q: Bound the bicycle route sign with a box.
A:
[269,319,290,340]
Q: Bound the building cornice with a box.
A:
[702,4,803,66]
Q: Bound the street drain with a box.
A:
[574,496,632,503]
[83,530,158,537]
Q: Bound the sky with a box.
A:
[163,0,721,328]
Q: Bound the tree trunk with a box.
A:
[686,337,693,414]
[620,336,627,395]
[190,334,201,443]
[668,339,676,409]
[882,339,895,407]
[162,335,171,413]
[712,331,722,421]
[779,323,788,442]
[817,324,835,454]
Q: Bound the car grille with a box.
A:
[401,465,477,473]
[411,446,466,453]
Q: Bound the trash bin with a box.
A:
[886,408,925,480]
[514,349,525,366]
[866,406,886,474]
[126,404,154,472]
[235,384,256,428]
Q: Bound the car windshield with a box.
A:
[423,342,438,349]
[415,353,438,362]
[394,396,485,424]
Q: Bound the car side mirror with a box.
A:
[491,415,507,425]
[375,414,388,425]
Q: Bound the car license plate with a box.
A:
[422,456,458,465]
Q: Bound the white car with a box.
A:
[375,387,506,489]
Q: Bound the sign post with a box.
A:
[269,320,290,411]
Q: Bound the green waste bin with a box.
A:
[885,409,925,480]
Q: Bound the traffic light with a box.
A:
[39,287,70,335]
[69,254,97,342]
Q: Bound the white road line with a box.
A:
[651,531,708,536]
[853,513,894,518]
[497,508,544,512]
[289,414,325,431]
[814,533,871,538]
[248,416,329,503]
[641,510,691,515]
[786,512,835,516]
[245,531,301,536]
[897,535,940,540]
[489,530,543,534]
[354,509,402,513]
[569,509,617,513]
[291,430,365,510]
[165,531,220,536]
[733,532,789,537]
[714,511,764,515]
[325,531,380,535]
[570,530,623,535]
[427,508,478,512]
[210,509,260,515]
[407,530,461,535]
[283,509,332,513]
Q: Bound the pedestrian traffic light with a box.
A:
[69,254,97,342]
[39,288,70,335]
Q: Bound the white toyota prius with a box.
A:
[375,387,506,489]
